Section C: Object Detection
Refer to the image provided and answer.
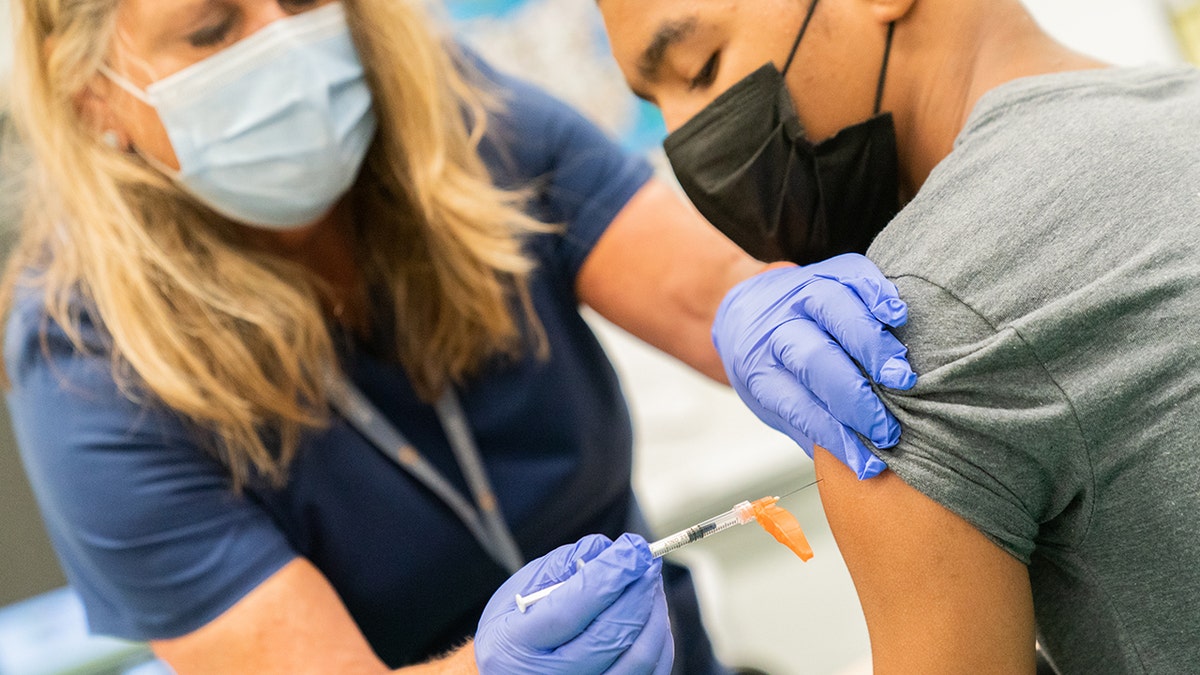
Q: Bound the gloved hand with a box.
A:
[475,533,673,675]
[713,253,917,479]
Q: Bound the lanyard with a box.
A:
[324,374,525,575]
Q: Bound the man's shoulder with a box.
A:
[870,65,1200,330]
[935,65,1200,169]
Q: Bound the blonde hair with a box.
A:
[2,0,550,486]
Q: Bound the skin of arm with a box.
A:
[576,178,768,383]
[151,558,477,674]
[813,447,1037,674]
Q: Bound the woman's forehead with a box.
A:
[114,0,220,49]
[119,0,214,26]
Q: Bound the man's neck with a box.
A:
[887,1,1109,199]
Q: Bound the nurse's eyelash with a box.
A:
[188,16,235,48]
[186,1,318,47]
[689,51,721,90]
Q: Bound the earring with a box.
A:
[102,130,122,149]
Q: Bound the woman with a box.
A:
[3,0,907,671]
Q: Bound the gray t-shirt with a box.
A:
[868,66,1200,674]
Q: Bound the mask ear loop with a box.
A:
[95,64,188,177]
[781,0,821,76]
[98,64,153,106]
[873,23,897,115]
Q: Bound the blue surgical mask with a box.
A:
[100,3,377,230]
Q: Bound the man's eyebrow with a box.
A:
[637,17,699,83]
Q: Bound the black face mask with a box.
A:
[663,1,900,264]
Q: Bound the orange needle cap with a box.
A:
[750,496,814,562]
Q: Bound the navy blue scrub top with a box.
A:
[5,56,655,665]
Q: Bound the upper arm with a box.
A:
[815,447,1036,674]
[5,307,478,673]
[5,304,296,639]
[805,275,1091,673]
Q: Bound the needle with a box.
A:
[778,478,824,501]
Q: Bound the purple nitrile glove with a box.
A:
[713,253,917,479]
[475,533,673,675]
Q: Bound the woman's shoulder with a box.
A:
[4,278,112,389]
[460,46,645,184]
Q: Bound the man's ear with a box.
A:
[863,0,917,25]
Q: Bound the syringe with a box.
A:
[514,481,820,612]
[647,500,757,558]
[515,500,761,612]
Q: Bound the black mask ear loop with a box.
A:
[873,22,897,115]
[781,2,895,116]
[781,0,822,77]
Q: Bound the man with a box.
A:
[600,0,1200,672]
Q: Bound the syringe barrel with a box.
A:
[648,507,748,558]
